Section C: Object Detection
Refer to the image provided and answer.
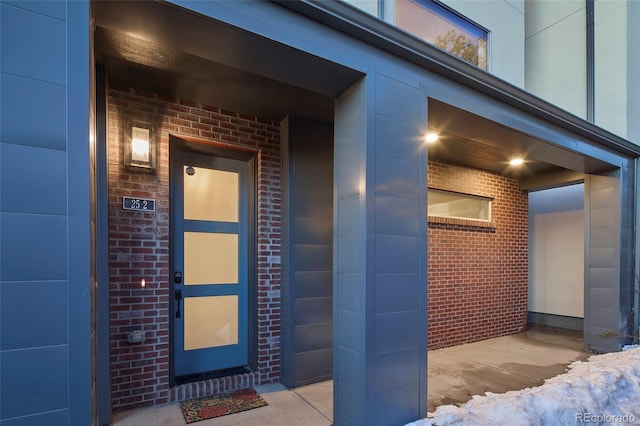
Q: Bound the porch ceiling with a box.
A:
[94,0,616,184]
[428,99,616,180]
[93,0,363,122]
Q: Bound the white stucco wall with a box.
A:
[341,0,379,16]
[627,0,640,143]
[441,0,525,87]
[525,0,586,119]
[594,0,627,139]
[528,184,585,318]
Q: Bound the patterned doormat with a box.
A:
[179,388,268,423]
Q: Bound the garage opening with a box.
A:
[426,97,619,352]
[528,184,585,332]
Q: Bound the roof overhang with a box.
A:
[275,0,640,159]
[93,0,637,184]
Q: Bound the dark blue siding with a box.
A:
[1,346,68,418]
[281,117,334,387]
[0,1,92,425]
[1,281,67,350]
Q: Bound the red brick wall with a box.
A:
[107,87,281,410]
[427,160,528,350]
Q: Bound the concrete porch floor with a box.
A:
[112,325,589,425]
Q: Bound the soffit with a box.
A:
[93,0,363,122]
[428,99,616,179]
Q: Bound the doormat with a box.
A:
[179,388,268,423]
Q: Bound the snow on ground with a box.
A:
[408,347,640,426]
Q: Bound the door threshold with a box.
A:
[174,366,251,386]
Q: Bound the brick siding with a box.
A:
[107,87,281,410]
[427,160,529,349]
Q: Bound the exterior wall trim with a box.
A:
[96,63,112,426]
[276,0,640,158]
[68,1,93,424]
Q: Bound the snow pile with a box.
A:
[408,348,640,426]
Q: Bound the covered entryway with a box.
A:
[426,97,634,354]
[93,0,362,420]
[93,1,638,425]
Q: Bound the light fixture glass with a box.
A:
[425,132,439,143]
[125,122,156,172]
[131,127,150,163]
[510,158,524,166]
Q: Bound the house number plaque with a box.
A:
[123,197,156,212]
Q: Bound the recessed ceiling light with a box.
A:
[510,158,524,166]
[425,132,439,143]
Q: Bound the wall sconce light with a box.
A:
[125,122,156,172]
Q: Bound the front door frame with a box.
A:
[169,135,258,384]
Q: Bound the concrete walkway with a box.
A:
[112,325,589,425]
[112,381,333,426]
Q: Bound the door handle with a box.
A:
[175,289,182,318]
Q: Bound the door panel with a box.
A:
[184,166,239,222]
[184,232,238,285]
[184,295,239,350]
[172,150,250,377]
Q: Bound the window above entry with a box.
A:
[428,188,492,221]
[342,0,489,70]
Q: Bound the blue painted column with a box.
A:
[333,74,428,425]
[584,164,635,354]
[0,1,92,425]
[67,1,93,425]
